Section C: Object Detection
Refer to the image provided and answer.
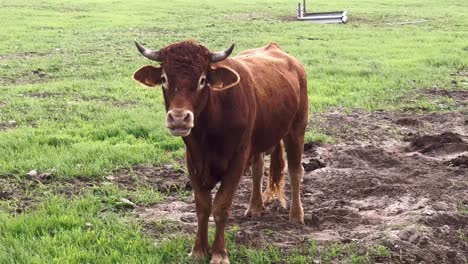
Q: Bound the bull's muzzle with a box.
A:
[166,109,194,137]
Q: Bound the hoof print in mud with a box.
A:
[304,213,321,228]
[406,132,468,157]
[302,158,326,172]
[395,117,423,127]
[445,155,468,168]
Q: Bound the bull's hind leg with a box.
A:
[283,125,306,224]
[283,134,305,224]
[245,153,264,217]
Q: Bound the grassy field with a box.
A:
[0,0,467,263]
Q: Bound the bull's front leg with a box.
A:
[189,186,212,260]
[210,156,245,264]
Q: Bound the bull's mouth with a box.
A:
[168,127,192,137]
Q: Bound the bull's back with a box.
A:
[235,43,307,153]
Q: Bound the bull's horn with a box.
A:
[210,43,235,63]
[135,40,161,62]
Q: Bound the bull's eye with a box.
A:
[198,76,206,90]
[161,75,168,89]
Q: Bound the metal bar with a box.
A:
[297,11,348,24]
[302,14,343,19]
[304,11,345,16]
[297,17,346,24]
[296,1,348,24]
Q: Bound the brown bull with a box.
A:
[133,40,308,264]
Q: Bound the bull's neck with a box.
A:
[183,87,218,145]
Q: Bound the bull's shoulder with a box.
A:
[235,42,283,58]
[264,41,282,51]
[234,45,303,74]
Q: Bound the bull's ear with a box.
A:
[207,66,240,90]
[132,65,162,87]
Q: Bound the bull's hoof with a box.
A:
[289,214,305,224]
[210,253,230,264]
[189,249,209,260]
[244,207,263,218]
[289,207,304,224]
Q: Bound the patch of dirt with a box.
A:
[0,120,18,131]
[0,69,53,86]
[223,12,279,22]
[81,96,138,107]
[1,3,88,13]
[21,92,137,107]
[0,163,190,214]
[134,108,467,263]
[278,15,298,22]
[347,16,425,27]
[0,52,48,61]
[0,174,95,214]
[23,92,64,98]
[420,88,468,108]
[309,108,467,144]
[446,155,468,168]
[112,164,190,193]
[31,68,47,77]
[406,132,468,157]
[350,16,377,24]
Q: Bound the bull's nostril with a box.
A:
[184,113,191,122]
[167,112,174,122]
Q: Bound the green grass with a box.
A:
[318,242,391,264]
[0,190,316,263]
[459,229,468,242]
[0,0,467,262]
[0,0,467,177]
[0,192,185,263]
[305,129,336,144]
[457,201,468,215]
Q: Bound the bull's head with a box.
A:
[133,41,239,137]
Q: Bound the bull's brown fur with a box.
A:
[161,41,210,77]
[133,41,308,264]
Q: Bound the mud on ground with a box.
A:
[133,93,467,263]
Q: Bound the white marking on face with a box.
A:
[198,73,207,91]
[161,71,168,90]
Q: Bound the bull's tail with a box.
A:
[263,142,287,208]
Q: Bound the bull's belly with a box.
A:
[250,113,295,154]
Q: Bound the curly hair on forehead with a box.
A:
[160,41,211,76]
